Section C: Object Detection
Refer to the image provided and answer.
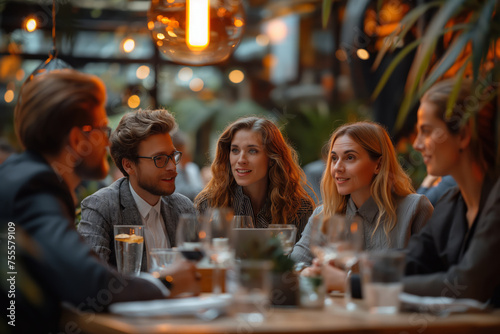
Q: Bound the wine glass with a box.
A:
[201,207,234,294]
[268,224,297,255]
[309,214,336,264]
[176,214,205,262]
[232,215,254,229]
[328,214,364,309]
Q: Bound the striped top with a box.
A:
[196,184,314,241]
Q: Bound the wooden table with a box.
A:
[60,296,500,334]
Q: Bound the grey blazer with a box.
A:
[78,177,196,271]
[290,193,433,265]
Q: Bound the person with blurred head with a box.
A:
[0,70,199,333]
[404,78,499,306]
[291,121,433,291]
[170,129,204,201]
[78,109,196,271]
[194,116,315,240]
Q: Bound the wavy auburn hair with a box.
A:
[195,116,314,226]
[321,121,414,237]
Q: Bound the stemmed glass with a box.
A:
[232,215,254,229]
[176,214,205,262]
[329,215,364,309]
[309,214,336,264]
[201,207,234,294]
[268,224,297,256]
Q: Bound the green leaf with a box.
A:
[419,29,473,96]
[322,0,333,28]
[445,59,468,119]
[372,38,421,100]
[471,0,497,81]
[405,0,467,90]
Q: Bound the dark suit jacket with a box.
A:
[78,177,195,271]
[0,151,165,333]
[404,175,500,306]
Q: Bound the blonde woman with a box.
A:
[195,116,314,240]
[291,121,433,274]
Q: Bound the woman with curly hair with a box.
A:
[291,121,433,269]
[194,116,315,240]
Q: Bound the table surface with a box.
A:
[60,296,500,334]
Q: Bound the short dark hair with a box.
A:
[14,69,106,155]
[110,109,177,177]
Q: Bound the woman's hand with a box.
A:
[301,258,347,292]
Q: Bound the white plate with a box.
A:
[109,294,232,317]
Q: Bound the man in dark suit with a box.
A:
[78,109,196,271]
[0,70,199,333]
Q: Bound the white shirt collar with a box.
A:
[128,181,161,219]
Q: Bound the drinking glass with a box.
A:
[149,248,179,278]
[232,215,254,229]
[113,225,144,276]
[309,214,336,264]
[176,214,205,262]
[360,250,405,314]
[268,224,297,255]
[329,215,364,309]
[201,207,234,294]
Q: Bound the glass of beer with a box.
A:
[114,225,144,276]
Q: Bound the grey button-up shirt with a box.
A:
[290,193,433,264]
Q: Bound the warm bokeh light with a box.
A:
[16,69,25,81]
[356,49,370,60]
[123,38,135,53]
[25,18,37,32]
[228,69,244,84]
[335,49,348,61]
[127,95,141,108]
[256,34,269,47]
[266,19,288,44]
[178,67,193,81]
[262,54,277,68]
[187,0,210,51]
[4,90,14,103]
[189,78,204,92]
[156,33,165,40]
[136,66,150,80]
[234,18,243,27]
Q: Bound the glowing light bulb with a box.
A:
[187,0,209,51]
[25,18,37,32]
[148,0,245,65]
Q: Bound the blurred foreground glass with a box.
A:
[360,250,406,314]
[114,225,144,276]
[232,215,254,229]
[226,260,272,322]
[201,207,234,294]
[268,224,297,255]
[147,0,245,65]
[149,248,179,278]
[176,214,205,262]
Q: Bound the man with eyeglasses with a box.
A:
[78,108,196,272]
[0,70,200,334]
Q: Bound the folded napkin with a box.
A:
[399,292,490,315]
[109,294,232,317]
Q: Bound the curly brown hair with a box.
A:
[195,116,314,226]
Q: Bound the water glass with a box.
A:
[360,250,406,314]
[149,248,179,278]
[226,260,272,322]
[114,225,144,276]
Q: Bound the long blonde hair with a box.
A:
[195,116,314,227]
[321,121,414,236]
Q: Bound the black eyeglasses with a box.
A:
[137,151,183,168]
[81,125,112,138]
